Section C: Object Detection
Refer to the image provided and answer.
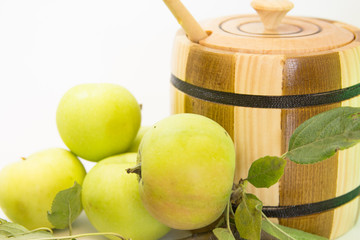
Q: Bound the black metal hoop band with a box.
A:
[171,74,360,109]
[261,185,360,218]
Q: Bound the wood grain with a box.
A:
[184,45,235,139]
[330,44,360,239]
[233,53,284,207]
[199,16,354,54]
[169,16,360,239]
[170,31,192,114]
[279,52,342,238]
[163,0,208,43]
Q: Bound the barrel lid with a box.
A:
[198,1,356,54]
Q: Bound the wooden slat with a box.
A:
[184,45,235,139]
[170,31,192,115]
[234,107,282,207]
[331,44,360,239]
[171,31,192,81]
[280,52,342,238]
[233,54,284,207]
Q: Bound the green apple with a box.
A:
[126,126,151,152]
[82,152,170,240]
[138,113,236,230]
[0,148,86,229]
[56,83,141,162]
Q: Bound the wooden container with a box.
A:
[170,1,360,239]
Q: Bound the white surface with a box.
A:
[0,0,360,239]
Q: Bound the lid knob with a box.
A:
[251,0,294,32]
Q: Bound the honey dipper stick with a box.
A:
[163,0,208,43]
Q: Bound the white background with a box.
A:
[0,0,360,239]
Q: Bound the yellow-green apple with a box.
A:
[126,126,151,152]
[81,153,170,240]
[56,83,141,162]
[0,148,86,229]
[138,113,236,230]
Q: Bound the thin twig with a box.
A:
[226,200,235,238]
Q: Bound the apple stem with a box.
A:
[26,227,53,235]
[126,163,142,177]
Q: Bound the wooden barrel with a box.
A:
[170,14,360,239]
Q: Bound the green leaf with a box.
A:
[286,107,360,164]
[213,228,236,240]
[247,156,286,188]
[234,193,263,240]
[0,220,52,239]
[0,221,28,238]
[262,219,328,240]
[47,181,82,230]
